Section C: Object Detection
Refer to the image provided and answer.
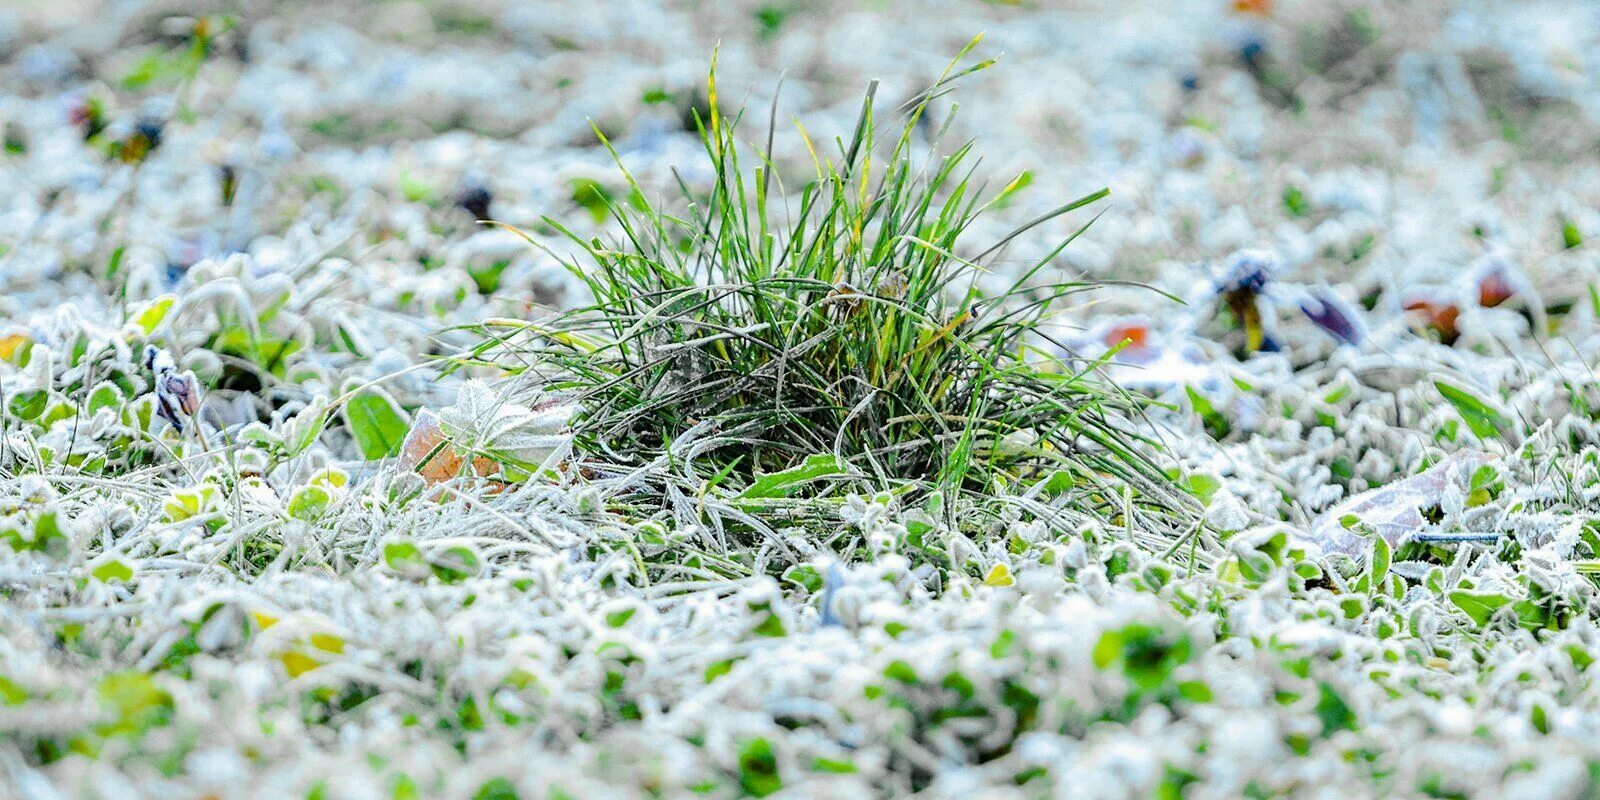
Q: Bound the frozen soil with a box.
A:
[5,1,1600,798]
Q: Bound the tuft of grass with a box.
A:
[460,41,1195,567]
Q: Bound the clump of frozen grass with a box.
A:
[460,42,1196,569]
[10,3,1600,797]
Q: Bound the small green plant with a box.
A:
[461,41,1193,564]
[1434,378,1513,443]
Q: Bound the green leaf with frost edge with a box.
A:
[737,454,849,499]
[343,389,409,460]
[1434,379,1511,442]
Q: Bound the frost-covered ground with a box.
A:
[5,1,1600,798]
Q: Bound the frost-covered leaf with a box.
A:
[286,485,333,521]
[434,380,572,470]
[86,381,123,414]
[9,389,47,421]
[1299,288,1363,345]
[429,545,481,583]
[132,294,178,335]
[1434,380,1511,442]
[383,541,428,578]
[1449,589,1513,627]
[283,399,332,456]
[344,388,410,459]
[90,556,136,583]
[738,454,850,499]
[0,333,31,365]
[1307,451,1491,556]
[400,409,498,483]
[983,563,1014,587]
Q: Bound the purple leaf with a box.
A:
[1299,288,1363,345]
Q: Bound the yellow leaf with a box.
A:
[308,633,345,654]
[0,334,30,364]
[133,295,177,335]
[310,468,349,489]
[280,650,322,678]
[983,563,1014,587]
[163,484,217,522]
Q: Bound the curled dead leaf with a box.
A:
[399,409,500,485]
